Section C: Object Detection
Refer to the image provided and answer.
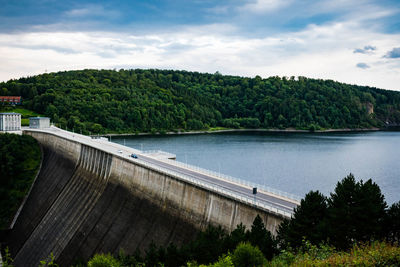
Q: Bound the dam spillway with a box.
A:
[4,127,298,266]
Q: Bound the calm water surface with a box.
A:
[113,131,400,204]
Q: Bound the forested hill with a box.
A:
[1,69,400,134]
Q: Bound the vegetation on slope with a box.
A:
[269,241,400,266]
[0,106,42,126]
[1,69,400,134]
[0,133,41,229]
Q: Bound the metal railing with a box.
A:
[159,158,302,202]
[133,157,295,218]
[142,150,176,158]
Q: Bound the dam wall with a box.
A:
[6,130,284,266]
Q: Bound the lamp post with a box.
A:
[253,187,257,205]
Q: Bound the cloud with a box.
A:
[0,14,400,91]
[239,0,293,14]
[384,47,400,58]
[64,4,120,19]
[356,63,370,69]
[353,45,376,54]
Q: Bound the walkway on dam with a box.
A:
[23,126,299,217]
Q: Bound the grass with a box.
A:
[0,106,42,118]
[207,127,231,131]
[0,106,43,126]
[21,118,29,126]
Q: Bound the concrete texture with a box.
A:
[5,131,284,267]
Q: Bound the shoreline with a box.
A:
[100,127,382,137]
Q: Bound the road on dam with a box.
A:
[25,127,299,215]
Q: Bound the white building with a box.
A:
[29,117,50,129]
[0,113,21,131]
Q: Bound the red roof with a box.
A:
[0,96,21,102]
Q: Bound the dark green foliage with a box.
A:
[247,215,278,260]
[117,249,143,266]
[188,225,227,264]
[384,201,400,244]
[164,243,186,267]
[354,179,387,242]
[144,241,162,266]
[327,174,387,250]
[38,252,58,267]
[278,174,390,251]
[113,218,277,266]
[231,242,267,267]
[277,191,328,249]
[0,133,41,229]
[223,223,247,252]
[2,247,14,267]
[1,69,399,134]
[327,174,361,249]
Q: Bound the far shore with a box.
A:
[98,127,382,137]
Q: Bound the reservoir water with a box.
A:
[112,131,400,205]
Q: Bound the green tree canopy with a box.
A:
[1,69,399,134]
[277,191,328,249]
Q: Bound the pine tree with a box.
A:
[327,174,360,249]
[327,174,387,250]
[223,223,247,252]
[277,191,328,249]
[355,179,387,242]
[247,215,277,260]
[385,201,400,244]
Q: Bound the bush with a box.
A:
[38,253,58,267]
[231,242,267,267]
[87,253,120,267]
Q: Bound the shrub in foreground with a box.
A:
[269,241,400,266]
[87,253,121,267]
[231,242,267,267]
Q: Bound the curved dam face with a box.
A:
[5,131,284,267]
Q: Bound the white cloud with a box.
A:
[239,0,293,14]
[0,18,400,91]
[64,4,120,19]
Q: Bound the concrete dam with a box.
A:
[4,127,299,266]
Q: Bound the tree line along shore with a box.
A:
[1,69,400,135]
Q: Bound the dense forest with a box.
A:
[0,134,41,229]
[1,69,400,133]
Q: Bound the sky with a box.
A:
[0,0,400,90]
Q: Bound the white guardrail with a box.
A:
[135,158,295,218]
[160,158,302,202]
[142,150,176,158]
